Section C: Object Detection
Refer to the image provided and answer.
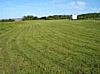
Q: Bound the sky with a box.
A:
[0,0,100,19]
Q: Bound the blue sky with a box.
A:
[0,0,100,19]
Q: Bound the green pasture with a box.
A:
[0,20,100,74]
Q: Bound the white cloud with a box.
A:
[77,1,86,6]
[91,8,100,13]
[70,1,86,9]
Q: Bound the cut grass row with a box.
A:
[0,20,100,74]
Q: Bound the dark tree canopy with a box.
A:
[0,19,15,22]
[78,13,100,20]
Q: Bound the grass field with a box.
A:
[0,20,100,74]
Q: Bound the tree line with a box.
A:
[0,13,100,22]
[78,13,100,20]
[22,15,70,20]
[0,19,15,22]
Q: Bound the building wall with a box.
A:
[72,15,77,20]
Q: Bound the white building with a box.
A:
[72,14,77,20]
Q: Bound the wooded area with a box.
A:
[0,13,100,22]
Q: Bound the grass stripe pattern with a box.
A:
[0,20,100,74]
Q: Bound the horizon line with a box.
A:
[0,12,100,19]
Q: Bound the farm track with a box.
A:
[0,20,100,74]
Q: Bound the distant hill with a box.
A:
[78,13,100,20]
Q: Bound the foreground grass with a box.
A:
[0,20,100,74]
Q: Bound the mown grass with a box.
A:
[0,20,100,74]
